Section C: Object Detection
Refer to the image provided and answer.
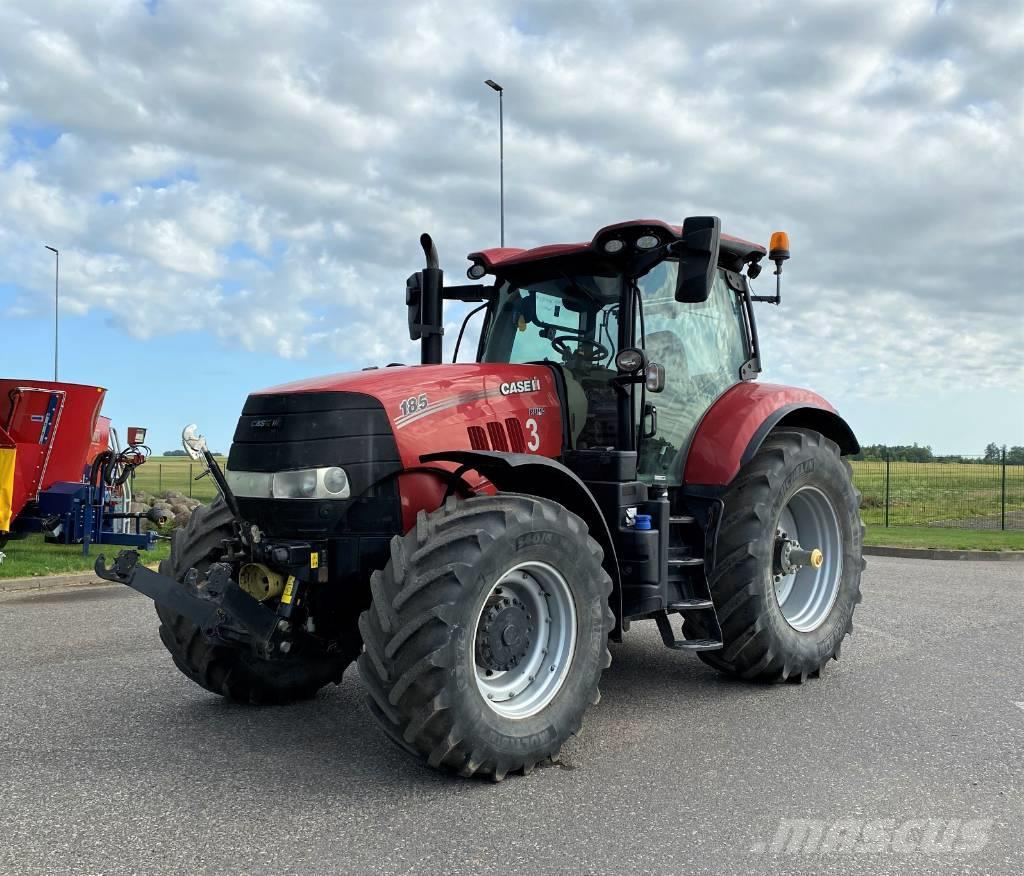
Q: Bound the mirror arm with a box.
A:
[750,269,782,304]
[443,284,495,303]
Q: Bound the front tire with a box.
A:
[358,494,614,780]
[155,497,353,704]
[696,428,864,682]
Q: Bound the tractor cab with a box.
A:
[411,217,777,488]
[478,254,760,487]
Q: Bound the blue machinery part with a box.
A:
[18,480,158,555]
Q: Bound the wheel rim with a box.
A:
[774,486,843,632]
[473,561,577,720]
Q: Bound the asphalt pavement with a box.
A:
[1,556,1021,875]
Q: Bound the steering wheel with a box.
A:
[551,336,610,365]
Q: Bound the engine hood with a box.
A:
[249,363,564,471]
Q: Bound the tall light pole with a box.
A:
[484,79,504,246]
[44,245,59,381]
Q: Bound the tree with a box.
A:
[983,443,1002,463]
[1007,446,1024,465]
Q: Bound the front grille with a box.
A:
[228,391,400,497]
[228,390,403,537]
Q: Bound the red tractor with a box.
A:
[99,216,863,780]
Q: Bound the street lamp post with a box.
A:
[484,79,504,246]
[44,245,59,381]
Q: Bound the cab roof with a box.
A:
[468,219,766,274]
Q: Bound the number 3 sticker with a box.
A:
[525,418,540,451]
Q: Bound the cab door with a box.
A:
[636,265,752,486]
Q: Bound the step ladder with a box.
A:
[656,513,724,651]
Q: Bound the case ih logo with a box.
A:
[249,417,282,431]
[499,378,541,396]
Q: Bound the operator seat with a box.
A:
[643,330,693,448]
[559,368,589,446]
[644,330,690,387]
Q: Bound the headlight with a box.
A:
[322,467,349,496]
[225,467,351,500]
[635,234,660,250]
[225,470,273,498]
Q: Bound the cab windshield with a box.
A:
[481,273,624,449]
[480,274,621,368]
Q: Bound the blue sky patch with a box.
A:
[137,167,198,189]
[4,123,62,167]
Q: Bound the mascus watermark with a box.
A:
[752,818,993,855]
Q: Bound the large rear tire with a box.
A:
[694,428,864,682]
[358,494,614,780]
[154,497,352,704]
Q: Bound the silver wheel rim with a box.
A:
[774,486,843,632]
[473,561,577,720]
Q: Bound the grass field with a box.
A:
[0,534,171,579]
[140,458,1022,529]
[862,526,1024,551]
[129,456,227,502]
[4,456,1021,578]
[850,459,1024,529]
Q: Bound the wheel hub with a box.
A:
[473,562,578,720]
[772,486,843,632]
[475,595,535,671]
[773,534,823,577]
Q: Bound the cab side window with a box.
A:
[637,265,750,485]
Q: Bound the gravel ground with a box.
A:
[0,556,1021,875]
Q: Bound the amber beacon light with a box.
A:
[751,230,792,305]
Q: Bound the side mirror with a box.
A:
[645,362,665,393]
[406,272,423,341]
[181,424,208,461]
[673,215,721,303]
[408,233,444,364]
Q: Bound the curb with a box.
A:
[0,561,161,593]
[0,570,110,593]
[864,545,1024,562]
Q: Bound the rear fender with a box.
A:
[683,383,859,488]
[420,450,623,638]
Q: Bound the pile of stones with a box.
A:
[130,490,203,530]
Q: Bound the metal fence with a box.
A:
[137,455,1024,531]
[131,460,223,504]
[850,452,1024,530]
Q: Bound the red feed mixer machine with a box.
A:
[0,378,165,557]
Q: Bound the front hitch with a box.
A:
[95,550,282,657]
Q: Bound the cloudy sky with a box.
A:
[1,0,1021,455]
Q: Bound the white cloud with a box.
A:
[0,0,1020,404]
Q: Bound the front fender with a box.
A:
[420,450,623,638]
[683,383,859,488]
